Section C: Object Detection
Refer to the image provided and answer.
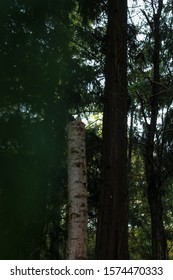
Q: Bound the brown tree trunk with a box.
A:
[147,177,167,259]
[66,118,88,260]
[144,0,167,259]
[96,0,128,259]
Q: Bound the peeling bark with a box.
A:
[66,118,88,260]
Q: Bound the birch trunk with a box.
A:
[66,118,88,260]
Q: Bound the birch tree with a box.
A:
[66,118,88,260]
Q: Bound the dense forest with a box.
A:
[0,0,173,260]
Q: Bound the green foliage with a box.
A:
[128,150,152,259]
[0,0,105,260]
[86,127,102,259]
[128,0,173,259]
[0,0,89,259]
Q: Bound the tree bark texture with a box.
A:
[66,119,88,260]
[144,0,167,259]
[96,0,128,259]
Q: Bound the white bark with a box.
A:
[66,118,88,260]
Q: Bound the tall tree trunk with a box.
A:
[96,0,128,259]
[145,0,167,259]
[66,118,88,260]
